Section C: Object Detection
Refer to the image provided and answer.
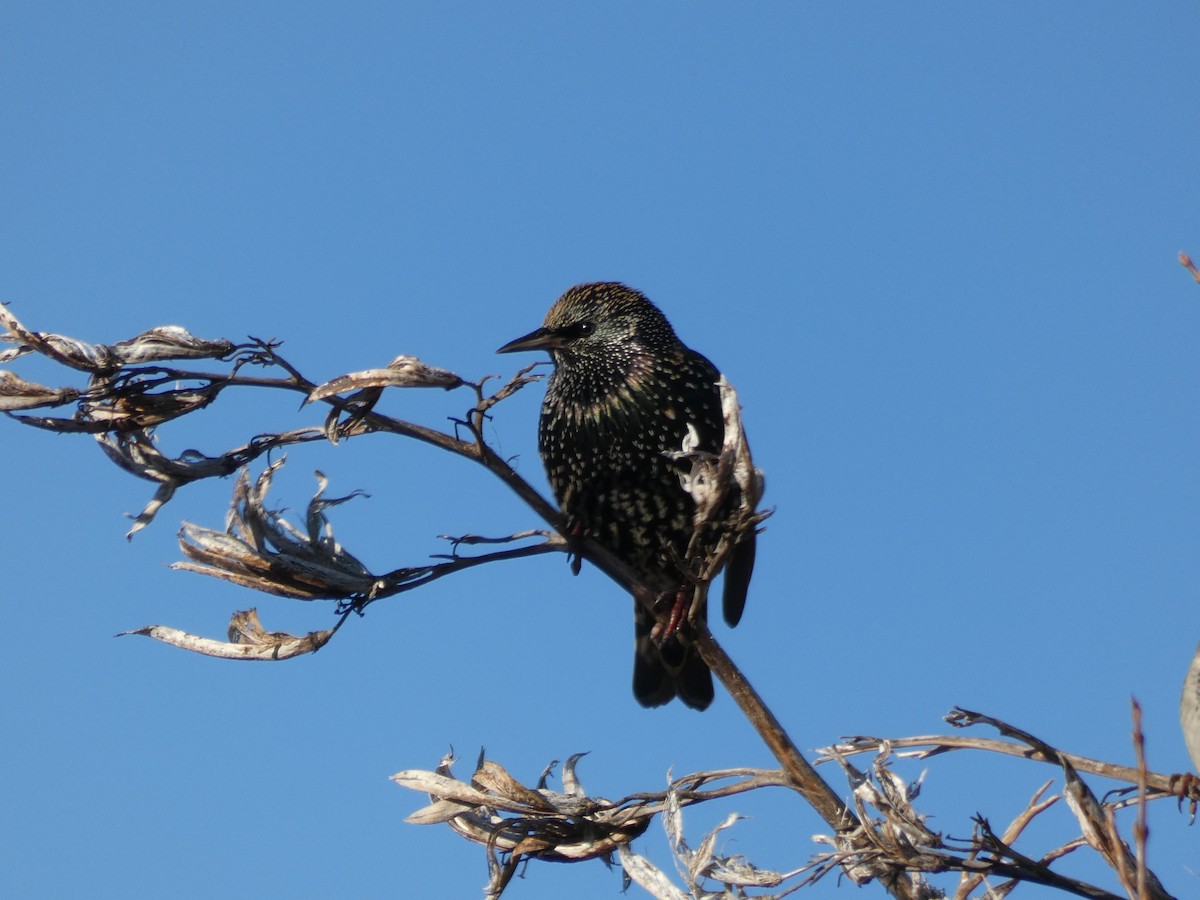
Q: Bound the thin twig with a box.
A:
[1131,699,1150,900]
[1180,252,1200,284]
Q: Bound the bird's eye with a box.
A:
[574,321,595,337]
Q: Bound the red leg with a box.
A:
[655,585,690,642]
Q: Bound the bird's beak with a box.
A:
[496,327,563,354]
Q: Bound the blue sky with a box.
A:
[3,4,1199,898]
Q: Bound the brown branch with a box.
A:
[694,627,848,824]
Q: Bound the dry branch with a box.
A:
[6,302,1197,899]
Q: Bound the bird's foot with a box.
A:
[1168,771,1200,823]
[650,587,690,644]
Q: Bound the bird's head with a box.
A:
[496,282,679,367]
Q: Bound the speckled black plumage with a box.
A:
[498,282,755,710]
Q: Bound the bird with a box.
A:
[1183,642,1200,773]
[497,282,756,710]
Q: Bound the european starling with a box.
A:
[498,282,756,710]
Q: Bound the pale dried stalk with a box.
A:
[819,733,1197,802]
[394,752,801,900]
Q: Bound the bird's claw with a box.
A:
[1169,772,1200,823]
[649,586,690,644]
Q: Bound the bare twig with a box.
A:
[1130,700,1150,900]
[953,779,1059,900]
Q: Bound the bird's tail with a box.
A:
[631,601,714,710]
